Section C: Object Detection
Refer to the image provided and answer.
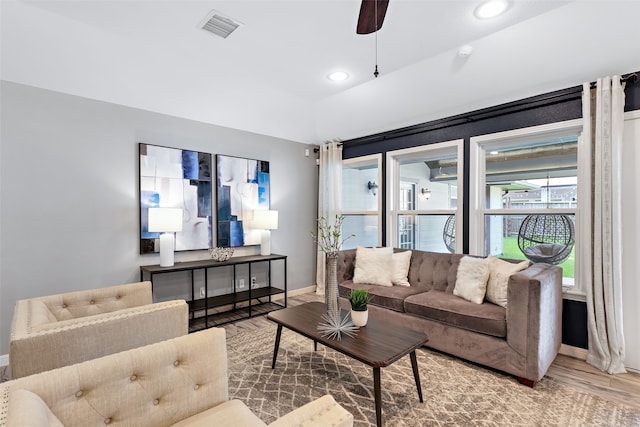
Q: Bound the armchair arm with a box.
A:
[506,263,563,381]
[268,395,353,427]
[10,300,188,378]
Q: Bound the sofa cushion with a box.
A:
[268,394,353,427]
[353,246,393,287]
[7,388,64,427]
[339,280,424,313]
[171,400,267,427]
[391,250,412,286]
[404,291,507,338]
[453,256,490,304]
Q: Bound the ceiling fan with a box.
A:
[357,0,389,77]
[357,0,389,34]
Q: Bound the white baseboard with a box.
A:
[559,344,588,360]
[272,285,316,301]
[288,285,316,297]
[0,354,8,367]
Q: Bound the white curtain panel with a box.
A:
[582,76,626,374]
[315,142,343,296]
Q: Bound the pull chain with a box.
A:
[374,0,379,78]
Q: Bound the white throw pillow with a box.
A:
[453,256,490,304]
[485,255,530,307]
[353,246,393,287]
[391,250,412,286]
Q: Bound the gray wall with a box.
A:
[0,81,319,355]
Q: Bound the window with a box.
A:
[387,140,464,252]
[340,154,382,249]
[470,119,586,298]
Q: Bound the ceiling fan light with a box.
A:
[475,0,509,19]
[327,71,349,81]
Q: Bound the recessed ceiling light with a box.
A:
[327,71,349,81]
[457,45,473,57]
[475,0,509,19]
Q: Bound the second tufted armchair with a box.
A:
[9,281,188,378]
[0,328,353,426]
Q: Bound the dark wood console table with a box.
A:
[140,254,287,331]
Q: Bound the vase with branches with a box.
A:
[311,215,357,339]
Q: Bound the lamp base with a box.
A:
[159,233,175,267]
[260,230,271,256]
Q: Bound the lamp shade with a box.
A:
[252,210,278,230]
[148,208,183,233]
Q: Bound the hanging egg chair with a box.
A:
[517,215,575,265]
[442,214,456,254]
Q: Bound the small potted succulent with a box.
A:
[348,288,372,327]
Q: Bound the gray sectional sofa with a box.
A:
[337,248,563,385]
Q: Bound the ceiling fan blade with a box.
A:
[357,0,389,34]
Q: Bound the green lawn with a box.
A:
[499,236,574,278]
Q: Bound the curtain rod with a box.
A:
[589,72,638,88]
[313,142,343,153]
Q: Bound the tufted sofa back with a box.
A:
[3,328,228,427]
[36,281,153,321]
[406,250,463,293]
[337,248,463,293]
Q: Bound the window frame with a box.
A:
[469,118,587,300]
[386,140,464,251]
[339,154,383,248]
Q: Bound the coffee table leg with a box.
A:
[410,351,423,403]
[373,367,382,427]
[271,325,283,369]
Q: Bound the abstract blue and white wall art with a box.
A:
[216,155,270,247]
[139,143,213,254]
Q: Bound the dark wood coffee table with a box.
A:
[267,302,428,427]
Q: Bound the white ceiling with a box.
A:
[2,0,640,144]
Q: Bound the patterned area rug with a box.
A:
[227,324,640,426]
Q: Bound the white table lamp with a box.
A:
[148,208,183,267]
[252,210,278,256]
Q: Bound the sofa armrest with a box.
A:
[10,300,188,378]
[268,395,353,427]
[506,263,563,381]
[4,388,63,427]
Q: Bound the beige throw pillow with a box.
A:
[453,256,490,304]
[485,255,530,307]
[353,246,393,287]
[391,250,412,286]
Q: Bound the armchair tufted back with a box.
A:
[36,281,153,321]
[4,328,228,427]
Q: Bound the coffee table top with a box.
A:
[267,302,428,368]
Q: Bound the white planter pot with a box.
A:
[351,309,368,327]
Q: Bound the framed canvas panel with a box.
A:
[216,155,270,247]
[139,143,213,254]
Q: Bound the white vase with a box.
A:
[351,309,368,327]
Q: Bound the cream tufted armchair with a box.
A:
[9,281,188,378]
[0,328,353,427]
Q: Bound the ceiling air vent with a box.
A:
[200,11,241,39]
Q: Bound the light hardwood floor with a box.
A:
[3,291,639,412]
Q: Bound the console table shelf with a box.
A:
[140,254,287,332]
